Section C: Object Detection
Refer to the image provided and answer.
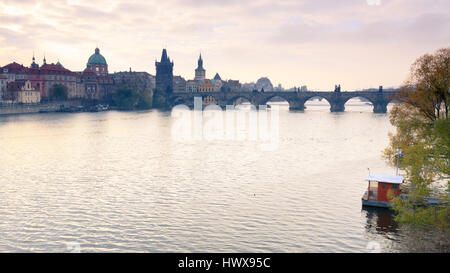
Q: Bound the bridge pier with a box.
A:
[373,102,388,113]
[288,100,305,111]
[330,102,345,112]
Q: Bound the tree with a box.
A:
[136,89,152,109]
[384,47,449,232]
[49,84,68,100]
[112,87,152,110]
[112,87,139,110]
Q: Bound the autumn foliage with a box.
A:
[384,47,449,232]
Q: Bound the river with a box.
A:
[0,99,426,252]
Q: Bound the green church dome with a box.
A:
[87,48,107,65]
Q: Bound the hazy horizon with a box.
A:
[0,0,449,90]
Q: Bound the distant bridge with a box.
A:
[168,89,398,113]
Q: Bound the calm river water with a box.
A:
[0,100,418,252]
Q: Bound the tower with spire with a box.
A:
[155,49,174,92]
[194,54,206,81]
[30,53,39,68]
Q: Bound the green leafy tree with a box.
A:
[113,87,152,110]
[136,89,152,109]
[384,48,449,231]
[49,84,68,100]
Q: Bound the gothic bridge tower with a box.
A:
[155,49,174,92]
[154,49,174,108]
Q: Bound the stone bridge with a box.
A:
[168,89,398,113]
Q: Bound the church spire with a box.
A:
[197,53,203,69]
[161,49,168,62]
[31,52,38,68]
[194,52,206,81]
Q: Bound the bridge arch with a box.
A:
[262,94,293,107]
[386,99,397,112]
[228,95,256,107]
[303,95,332,106]
[342,96,376,112]
[342,96,376,106]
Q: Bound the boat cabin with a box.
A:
[362,174,403,208]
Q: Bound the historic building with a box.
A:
[33,62,81,99]
[155,49,174,92]
[212,79,222,92]
[1,62,27,83]
[86,47,108,76]
[112,70,155,102]
[197,79,214,92]
[1,47,249,107]
[241,82,256,92]
[0,60,81,100]
[0,75,7,100]
[6,80,40,103]
[183,55,241,93]
[213,73,221,81]
[112,70,155,92]
[194,54,206,81]
[80,68,113,101]
[256,77,273,91]
[212,73,223,92]
[222,80,241,92]
[241,78,272,92]
[173,75,186,93]
[80,68,99,100]
[0,47,113,101]
[186,80,198,93]
[81,47,113,100]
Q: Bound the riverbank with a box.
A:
[0,100,85,116]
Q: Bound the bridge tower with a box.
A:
[154,49,174,108]
[155,49,174,92]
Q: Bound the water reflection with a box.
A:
[363,207,398,234]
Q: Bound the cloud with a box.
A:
[0,0,449,89]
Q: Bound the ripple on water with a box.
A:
[0,108,407,252]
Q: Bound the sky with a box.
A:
[0,0,449,90]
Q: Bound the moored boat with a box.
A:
[362,173,403,208]
[361,173,442,208]
[89,104,109,112]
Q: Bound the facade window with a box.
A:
[392,184,398,190]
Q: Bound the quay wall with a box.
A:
[0,100,83,116]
